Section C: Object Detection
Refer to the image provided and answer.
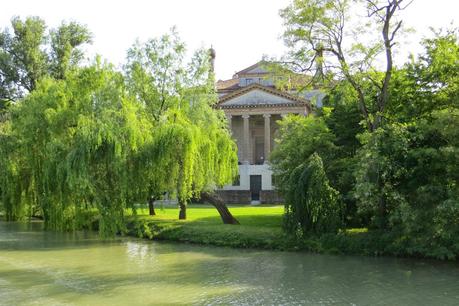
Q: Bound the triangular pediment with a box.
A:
[217,84,310,110]
[235,61,269,76]
[220,89,293,106]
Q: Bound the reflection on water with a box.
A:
[0,221,458,305]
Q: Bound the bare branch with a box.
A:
[367,0,386,20]
[390,20,403,42]
[398,0,414,10]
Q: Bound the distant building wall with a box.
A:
[260,190,283,204]
[223,164,274,191]
[216,190,251,204]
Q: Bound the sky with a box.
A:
[0,0,457,80]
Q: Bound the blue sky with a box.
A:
[1,0,457,80]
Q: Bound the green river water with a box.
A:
[0,221,458,305]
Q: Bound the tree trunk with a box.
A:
[148,196,156,216]
[201,192,240,225]
[178,200,186,220]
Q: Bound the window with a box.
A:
[233,175,240,186]
[246,78,253,85]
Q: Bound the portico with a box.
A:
[215,62,314,204]
[225,110,306,166]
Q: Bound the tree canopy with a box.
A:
[281,0,411,131]
[0,27,238,235]
[0,16,92,105]
[273,4,459,258]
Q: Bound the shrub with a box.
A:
[283,153,341,236]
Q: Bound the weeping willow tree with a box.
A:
[0,61,151,236]
[0,119,26,221]
[0,30,239,235]
[125,31,239,222]
[284,153,341,235]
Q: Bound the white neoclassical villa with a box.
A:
[215,61,324,204]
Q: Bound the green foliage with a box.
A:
[270,115,336,193]
[124,205,457,259]
[0,63,146,235]
[124,31,238,213]
[0,16,47,100]
[0,16,92,103]
[353,123,412,229]
[354,108,459,258]
[0,28,237,235]
[49,21,92,80]
[388,29,459,121]
[124,29,185,121]
[353,31,459,251]
[274,14,459,258]
[280,0,407,131]
[323,82,365,155]
[283,153,341,235]
[269,114,341,234]
[270,112,360,227]
[322,83,366,226]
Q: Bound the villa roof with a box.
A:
[234,61,269,76]
[216,78,240,91]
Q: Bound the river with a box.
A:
[0,221,458,305]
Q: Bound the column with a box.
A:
[242,114,250,164]
[226,114,232,131]
[263,114,271,164]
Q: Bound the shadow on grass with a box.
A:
[190,215,282,228]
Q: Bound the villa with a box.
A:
[215,61,324,204]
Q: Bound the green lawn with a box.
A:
[135,204,284,228]
[126,204,290,249]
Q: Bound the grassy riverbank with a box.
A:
[124,204,403,257]
[2,204,453,259]
[126,205,287,249]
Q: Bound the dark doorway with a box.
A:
[250,175,262,201]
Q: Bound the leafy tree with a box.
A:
[124,30,186,214]
[270,115,344,234]
[270,107,361,227]
[0,26,239,234]
[0,16,91,104]
[125,32,239,221]
[388,28,459,121]
[280,0,411,131]
[270,115,337,195]
[49,21,92,80]
[354,29,459,232]
[124,29,185,122]
[322,82,365,226]
[324,81,364,155]
[353,123,410,229]
[284,153,341,235]
[354,109,459,258]
[0,16,47,102]
[278,0,412,231]
[0,62,149,235]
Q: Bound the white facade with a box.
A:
[216,62,314,202]
[222,164,273,191]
